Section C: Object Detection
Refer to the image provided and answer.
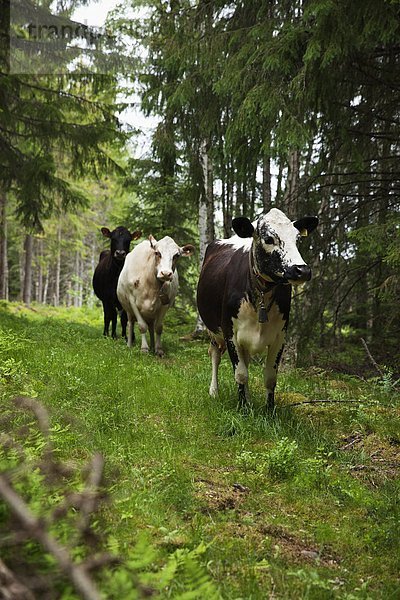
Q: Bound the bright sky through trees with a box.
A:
[72,0,157,157]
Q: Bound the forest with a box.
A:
[0,0,399,598]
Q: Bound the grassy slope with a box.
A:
[0,301,399,599]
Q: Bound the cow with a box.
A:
[196,208,318,411]
[117,235,194,356]
[93,226,141,339]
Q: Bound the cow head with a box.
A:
[149,235,194,282]
[232,208,318,285]
[101,226,141,262]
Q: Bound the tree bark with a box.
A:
[22,234,33,306]
[54,220,62,306]
[195,139,214,333]
[262,154,272,212]
[74,251,83,308]
[36,237,43,303]
[43,268,49,304]
[283,149,300,218]
[0,191,9,300]
[198,138,214,266]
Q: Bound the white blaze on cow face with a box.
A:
[232,208,318,284]
[256,209,305,280]
[149,235,194,282]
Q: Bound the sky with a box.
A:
[72,0,156,158]
[72,0,120,28]
[71,1,275,199]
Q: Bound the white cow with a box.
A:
[117,235,194,356]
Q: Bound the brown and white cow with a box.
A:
[196,208,318,411]
[117,235,194,356]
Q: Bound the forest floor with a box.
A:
[0,301,399,599]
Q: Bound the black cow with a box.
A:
[93,226,141,338]
[196,208,318,411]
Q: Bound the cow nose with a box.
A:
[285,265,311,282]
[160,270,173,281]
[114,250,126,259]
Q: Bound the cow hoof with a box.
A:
[238,402,252,416]
[264,403,275,416]
[156,349,165,358]
[141,348,149,354]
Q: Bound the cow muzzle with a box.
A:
[158,270,173,282]
[284,264,312,283]
[114,250,127,260]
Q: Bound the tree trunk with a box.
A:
[54,221,62,307]
[74,251,83,308]
[195,139,214,334]
[36,237,43,303]
[198,138,214,266]
[224,160,234,237]
[262,154,272,211]
[22,234,33,306]
[283,149,300,218]
[0,191,9,300]
[43,269,49,304]
[276,160,283,205]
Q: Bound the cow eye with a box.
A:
[155,251,161,258]
[265,236,274,245]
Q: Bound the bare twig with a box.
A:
[360,338,385,378]
[79,453,105,533]
[83,553,121,572]
[286,399,370,407]
[0,475,102,600]
[339,435,362,451]
[0,557,35,600]
[13,397,50,437]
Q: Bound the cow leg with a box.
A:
[154,323,164,357]
[227,339,250,408]
[120,309,134,342]
[154,307,169,357]
[110,307,118,339]
[148,322,156,354]
[125,298,149,352]
[102,302,112,336]
[208,340,221,396]
[264,336,285,412]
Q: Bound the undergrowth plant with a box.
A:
[0,397,220,599]
[0,302,399,599]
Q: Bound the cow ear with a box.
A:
[293,216,319,237]
[232,217,254,238]
[181,244,195,256]
[131,230,142,241]
[101,227,111,238]
[149,234,157,248]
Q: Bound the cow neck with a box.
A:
[110,256,124,275]
[249,248,278,324]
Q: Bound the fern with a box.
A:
[161,544,221,600]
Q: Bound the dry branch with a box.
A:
[79,453,105,534]
[0,399,114,600]
[0,474,102,600]
[286,399,370,407]
[360,337,385,378]
[13,397,50,437]
[0,558,35,600]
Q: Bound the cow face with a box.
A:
[232,208,318,285]
[149,235,194,282]
[101,226,141,262]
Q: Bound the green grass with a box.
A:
[1,301,399,598]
